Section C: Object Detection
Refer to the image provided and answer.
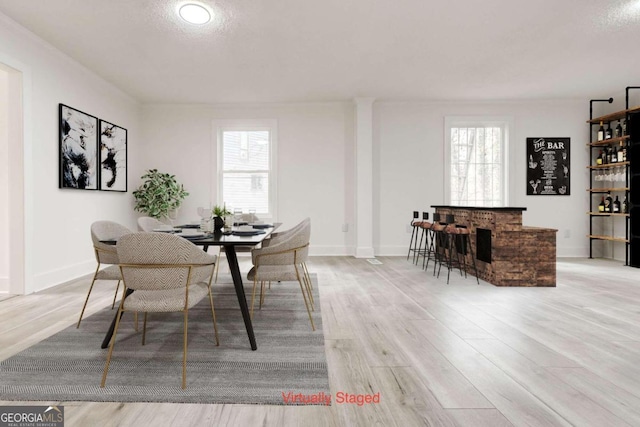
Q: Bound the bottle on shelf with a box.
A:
[613,196,621,213]
[615,120,623,138]
[596,149,603,165]
[605,122,613,139]
[599,196,606,213]
[611,145,618,163]
[622,143,627,162]
[597,121,605,141]
[623,196,628,214]
[622,120,627,135]
[604,147,610,164]
[605,194,613,213]
[618,142,624,162]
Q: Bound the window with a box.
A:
[216,120,276,218]
[445,117,510,207]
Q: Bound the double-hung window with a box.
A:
[444,117,510,207]
[216,120,277,218]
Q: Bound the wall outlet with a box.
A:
[342,223,349,232]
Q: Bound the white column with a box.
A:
[354,98,375,258]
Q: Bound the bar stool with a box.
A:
[406,211,421,261]
[425,213,454,275]
[441,224,480,285]
[415,212,431,265]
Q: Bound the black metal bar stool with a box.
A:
[440,224,480,285]
[414,212,431,265]
[426,213,454,275]
[406,211,421,261]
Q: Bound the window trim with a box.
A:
[212,119,277,220]
[444,116,512,207]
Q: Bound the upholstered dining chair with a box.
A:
[247,219,314,330]
[260,218,313,291]
[101,232,219,389]
[77,221,132,328]
[137,216,166,232]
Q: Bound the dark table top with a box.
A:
[101,226,277,247]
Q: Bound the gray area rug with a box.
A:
[0,277,328,404]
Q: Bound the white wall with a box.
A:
[374,100,589,258]
[140,103,356,255]
[0,12,141,293]
[0,68,8,292]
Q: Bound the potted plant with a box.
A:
[212,205,231,231]
[132,169,189,219]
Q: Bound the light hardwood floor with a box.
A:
[2,256,640,426]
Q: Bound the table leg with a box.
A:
[101,288,133,349]
[224,245,257,351]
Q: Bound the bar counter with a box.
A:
[432,205,557,287]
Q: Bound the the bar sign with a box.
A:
[0,406,64,427]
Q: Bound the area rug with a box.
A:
[0,277,328,404]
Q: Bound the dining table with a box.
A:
[100,224,278,351]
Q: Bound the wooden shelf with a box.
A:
[587,212,630,217]
[587,161,629,169]
[588,234,629,243]
[587,106,640,124]
[588,135,630,147]
[587,187,629,193]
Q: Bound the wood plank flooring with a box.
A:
[2,256,640,426]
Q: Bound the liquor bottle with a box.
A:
[596,149,603,165]
[605,123,613,139]
[605,194,613,213]
[622,196,628,213]
[603,147,609,164]
[611,145,618,163]
[599,196,606,213]
[615,121,623,138]
[622,120,627,135]
[613,196,621,213]
[597,121,605,141]
[618,142,624,162]
[622,144,627,162]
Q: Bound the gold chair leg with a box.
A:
[250,277,258,319]
[134,312,139,332]
[101,305,125,387]
[295,265,315,331]
[142,312,148,345]
[303,263,313,290]
[259,281,265,308]
[207,287,220,346]
[182,308,188,389]
[111,280,121,309]
[77,268,99,328]
[214,247,221,284]
[301,264,314,310]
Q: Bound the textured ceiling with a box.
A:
[1,0,639,103]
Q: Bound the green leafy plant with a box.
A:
[132,169,189,219]
[212,205,231,218]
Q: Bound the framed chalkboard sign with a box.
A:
[526,137,570,195]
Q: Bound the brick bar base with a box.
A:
[435,207,557,287]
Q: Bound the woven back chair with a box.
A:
[77,221,132,328]
[101,232,218,389]
[248,220,314,330]
[137,216,166,232]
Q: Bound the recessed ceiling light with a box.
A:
[179,3,211,25]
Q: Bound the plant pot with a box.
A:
[213,216,224,231]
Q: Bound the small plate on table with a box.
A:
[153,228,180,233]
[176,232,206,239]
[232,230,266,236]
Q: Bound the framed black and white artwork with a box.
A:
[526,137,570,195]
[99,120,127,192]
[59,104,99,190]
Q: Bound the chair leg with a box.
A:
[77,268,100,328]
[295,265,315,331]
[142,312,148,345]
[207,287,220,346]
[303,262,313,290]
[101,304,125,387]
[300,264,314,310]
[111,280,121,309]
[250,277,258,319]
[407,225,417,260]
[259,281,265,308]
[182,308,188,389]
[214,247,222,284]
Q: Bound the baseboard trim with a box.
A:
[32,259,96,293]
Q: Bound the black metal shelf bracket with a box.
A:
[589,98,613,121]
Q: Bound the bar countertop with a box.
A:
[431,205,527,212]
